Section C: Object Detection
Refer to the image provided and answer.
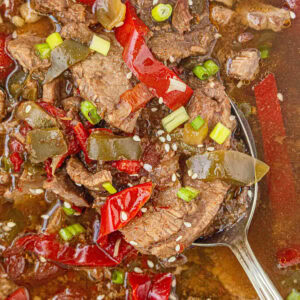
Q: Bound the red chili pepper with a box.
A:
[0,34,14,81]
[8,138,24,172]
[77,0,95,6]
[112,160,142,174]
[8,138,24,153]
[19,121,32,137]
[277,245,300,268]
[44,158,53,180]
[128,272,173,300]
[115,1,193,110]
[15,232,134,267]
[72,122,92,164]
[99,182,153,237]
[39,102,67,119]
[6,287,30,300]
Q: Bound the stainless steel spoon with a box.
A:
[192,101,282,300]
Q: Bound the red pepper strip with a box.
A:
[44,158,53,180]
[128,273,173,300]
[6,287,30,300]
[99,182,153,237]
[15,232,134,267]
[0,34,14,81]
[8,138,24,172]
[115,2,193,110]
[77,0,95,6]
[254,74,296,213]
[19,121,32,137]
[72,122,92,164]
[277,245,300,268]
[112,160,142,174]
[120,82,154,113]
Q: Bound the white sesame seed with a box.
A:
[128,183,133,187]
[277,93,283,102]
[41,214,49,220]
[237,81,243,88]
[188,169,193,177]
[172,279,176,287]
[129,241,138,246]
[176,236,182,242]
[97,296,105,300]
[143,163,153,172]
[158,97,163,104]
[175,244,181,252]
[25,105,31,113]
[75,183,82,187]
[126,72,132,79]
[157,130,164,136]
[172,174,177,182]
[192,173,198,180]
[130,174,139,177]
[12,31,17,39]
[184,222,192,228]
[166,134,171,142]
[141,207,147,213]
[134,267,143,273]
[207,147,215,152]
[171,143,178,151]
[169,56,175,63]
[120,211,128,221]
[229,115,236,121]
[151,107,158,112]
[2,226,11,232]
[40,256,46,263]
[7,222,16,228]
[153,0,158,5]
[159,136,166,143]
[197,144,204,148]
[168,256,176,263]
[29,188,44,195]
[147,260,154,268]
[215,33,222,39]
[115,21,124,27]
[247,190,253,198]
[290,11,296,19]
[133,135,141,142]
[64,202,71,209]
[188,0,193,5]
[165,144,170,153]
[209,82,215,88]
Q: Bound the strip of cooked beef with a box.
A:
[226,49,260,81]
[45,207,66,234]
[172,0,193,33]
[61,22,94,44]
[42,76,67,104]
[210,5,235,26]
[66,157,112,191]
[236,0,291,32]
[7,35,51,74]
[71,33,140,133]
[0,89,6,121]
[210,0,235,7]
[61,96,82,121]
[43,171,89,207]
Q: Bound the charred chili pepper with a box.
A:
[0,34,14,81]
[112,160,142,174]
[99,182,153,237]
[277,245,300,268]
[6,287,30,300]
[8,138,25,173]
[115,1,193,110]
[44,158,53,180]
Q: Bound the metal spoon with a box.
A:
[192,101,282,300]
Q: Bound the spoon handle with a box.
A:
[229,236,282,300]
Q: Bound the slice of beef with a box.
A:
[0,89,6,121]
[46,207,66,235]
[172,0,193,33]
[43,171,89,207]
[236,0,291,32]
[210,5,235,26]
[42,76,67,104]
[210,0,235,7]
[61,22,93,44]
[66,157,112,191]
[7,35,51,73]
[226,49,260,81]
[62,96,82,121]
[71,33,140,133]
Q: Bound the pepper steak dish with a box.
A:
[0,0,297,299]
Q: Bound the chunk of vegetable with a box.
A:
[6,287,30,300]
[112,270,125,284]
[35,43,51,59]
[203,59,220,76]
[16,101,57,129]
[102,182,117,194]
[177,186,199,202]
[90,35,111,56]
[152,4,173,22]
[87,132,142,161]
[162,106,189,133]
[183,122,208,145]
[209,122,231,145]
[46,32,63,50]
[190,115,205,131]
[44,40,89,83]
[7,70,28,99]
[186,150,270,186]
[287,289,300,300]
[80,101,101,125]
[193,65,210,80]
[96,0,126,30]
[26,128,68,163]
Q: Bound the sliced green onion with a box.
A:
[162,106,189,133]
[209,122,231,145]
[90,34,111,56]
[81,101,101,125]
[46,32,63,50]
[59,227,73,241]
[287,289,300,300]
[203,59,220,76]
[102,182,117,194]
[112,269,124,284]
[190,116,205,131]
[67,223,85,236]
[1,156,12,172]
[35,43,51,59]
[63,206,75,216]
[177,186,199,202]
[193,65,210,81]
[152,4,173,22]
[259,46,269,59]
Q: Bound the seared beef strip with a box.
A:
[0,89,6,122]
[61,22,94,44]
[42,76,67,104]
[172,0,193,34]
[210,5,235,26]
[210,0,235,7]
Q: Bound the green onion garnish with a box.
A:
[209,122,231,145]
[102,182,117,194]
[259,46,269,59]
[59,224,85,241]
[193,65,210,81]
[112,269,125,284]
[63,206,75,216]
[162,106,189,133]
[152,4,173,22]
[177,186,199,202]
[287,289,300,300]
[203,59,220,76]
[35,43,51,59]
[80,101,101,125]
[59,227,73,241]
[90,34,111,56]
[46,32,63,50]
[190,116,205,131]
